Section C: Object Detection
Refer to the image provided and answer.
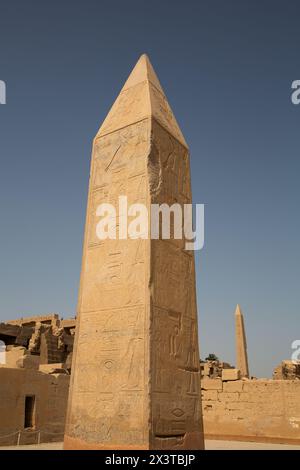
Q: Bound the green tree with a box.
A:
[205,353,219,362]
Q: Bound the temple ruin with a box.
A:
[0,56,299,449]
[0,314,74,445]
[1,307,300,446]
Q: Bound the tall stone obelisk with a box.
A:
[235,304,249,378]
[64,55,204,450]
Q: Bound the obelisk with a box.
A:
[235,304,249,378]
[64,54,204,450]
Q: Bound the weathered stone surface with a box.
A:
[223,381,243,392]
[0,314,75,446]
[7,314,59,327]
[218,392,239,402]
[0,323,33,347]
[60,319,76,330]
[4,346,26,367]
[201,378,223,391]
[0,368,69,446]
[222,369,240,381]
[235,305,249,378]
[0,323,22,338]
[96,55,187,148]
[16,353,40,370]
[28,322,43,354]
[39,363,66,374]
[40,329,64,365]
[200,360,234,379]
[273,360,300,380]
[1,315,75,371]
[201,379,300,444]
[201,390,218,401]
[64,54,204,450]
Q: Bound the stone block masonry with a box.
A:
[202,378,300,444]
[222,369,240,381]
[201,378,223,391]
[0,368,69,446]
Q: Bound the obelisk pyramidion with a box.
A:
[235,304,249,378]
[64,54,204,450]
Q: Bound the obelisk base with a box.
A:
[64,431,204,450]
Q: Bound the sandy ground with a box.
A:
[205,439,300,450]
[1,440,300,450]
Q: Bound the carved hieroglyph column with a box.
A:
[235,304,249,378]
[64,55,204,450]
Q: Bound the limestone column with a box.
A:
[64,54,204,450]
[235,304,249,378]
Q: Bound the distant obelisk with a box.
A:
[235,304,249,378]
[64,55,204,450]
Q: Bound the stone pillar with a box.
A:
[235,304,249,378]
[64,54,204,450]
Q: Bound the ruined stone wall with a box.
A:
[202,377,300,444]
[7,314,59,327]
[0,368,69,446]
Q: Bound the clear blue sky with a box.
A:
[0,0,299,377]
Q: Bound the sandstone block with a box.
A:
[223,380,243,392]
[218,392,239,402]
[16,353,40,370]
[222,368,240,381]
[39,363,65,374]
[201,378,223,390]
[201,390,218,401]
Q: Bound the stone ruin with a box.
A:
[198,305,300,444]
[200,360,234,379]
[1,308,300,446]
[273,360,300,380]
[1,55,300,448]
[0,313,75,446]
[0,313,75,372]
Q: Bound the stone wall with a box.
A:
[1,366,300,446]
[0,368,69,446]
[202,377,300,444]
